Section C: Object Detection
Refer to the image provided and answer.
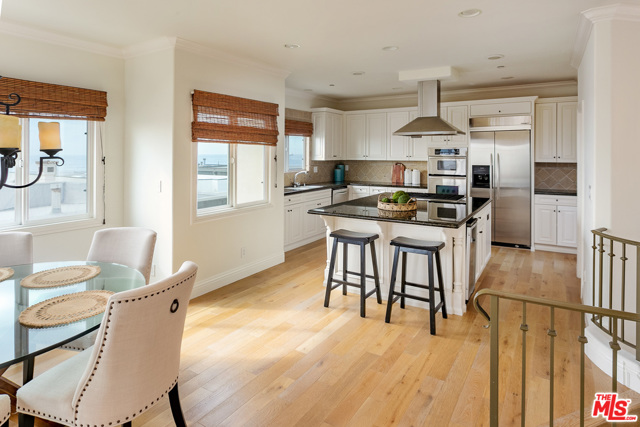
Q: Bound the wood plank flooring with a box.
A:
[4,240,628,426]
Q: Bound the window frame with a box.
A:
[0,119,104,234]
[284,135,309,173]
[194,141,273,219]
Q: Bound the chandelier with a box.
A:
[0,92,64,190]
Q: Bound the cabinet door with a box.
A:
[534,204,557,245]
[346,114,367,160]
[348,185,370,200]
[366,113,387,160]
[329,113,344,160]
[476,220,486,280]
[407,110,430,160]
[447,105,469,145]
[284,204,303,245]
[556,102,577,163]
[387,111,410,160]
[430,106,448,145]
[556,205,577,247]
[535,104,557,162]
[311,113,327,161]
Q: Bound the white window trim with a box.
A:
[0,121,105,235]
[193,142,273,221]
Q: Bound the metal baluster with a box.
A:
[548,307,557,427]
[520,302,528,427]
[621,244,627,341]
[611,318,620,396]
[490,295,500,427]
[579,314,588,427]
[592,232,597,326]
[608,239,615,325]
[598,235,605,328]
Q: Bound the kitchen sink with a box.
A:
[284,185,325,193]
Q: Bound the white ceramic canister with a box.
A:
[404,169,412,185]
[412,169,420,185]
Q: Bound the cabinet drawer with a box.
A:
[285,194,303,205]
[470,101,532,117]
[303,189,331,202]
[534,195,577,206]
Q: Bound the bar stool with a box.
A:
[324,229,382,317]
[385,236,447,335]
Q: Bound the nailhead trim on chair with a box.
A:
[1,409,10,425]
[16,270,196,427]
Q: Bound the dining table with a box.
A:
[0,260,145,412]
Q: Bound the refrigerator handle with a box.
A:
[490,153,494,187]
[496,153,501,192]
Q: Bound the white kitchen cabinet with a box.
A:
[469,101,533,117]
[311,109,344,161]
[285,189,332,251]
[345,112,387,160]
[348,185,370,200]
[387,110,428,161]
[534,195,577,251]
[430,105,469,147]
[534,100,577,163]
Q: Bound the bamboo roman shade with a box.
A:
[0,76,108,121]
[285,119,313,137]
[191,90,279,146]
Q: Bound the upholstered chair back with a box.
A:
[0,231,33,266]
[86,227,157,284]
[71,261,197,425]
[0,393,10,427]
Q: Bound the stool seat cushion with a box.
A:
[390,237,445,251]
[330,229,379,244]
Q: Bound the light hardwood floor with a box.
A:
[5,240,626,426]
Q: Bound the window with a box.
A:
[192,90,278,216]
[285,135,308,172]
[284,119,313,173]
[0,118,98,229]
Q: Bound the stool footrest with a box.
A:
[329,279,360,289]
[401,281,445,293]
[344,270,377,280]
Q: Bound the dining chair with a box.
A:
[61,227,158,352]
[0,394,10,427]
[86,227,157,284]
[0,231,33,266]
[16,261,198,427]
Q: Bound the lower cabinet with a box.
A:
[534,195,577,252]
[285,189,332,251]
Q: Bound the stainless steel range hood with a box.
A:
[393,80,465,138]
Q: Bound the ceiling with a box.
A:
[1,0,637,99]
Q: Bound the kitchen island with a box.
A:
[308,194,491,315]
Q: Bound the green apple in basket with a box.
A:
[397,194,411,204]
[391,190,406,201]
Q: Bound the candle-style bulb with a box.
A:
[0,115,22,150]
[39,122,61,151]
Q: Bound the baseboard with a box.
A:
[535,244,577,254]
[284,234,325,252]
[190,252,285,298]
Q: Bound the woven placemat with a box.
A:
[21,265,101,289]
[0,267,14,283]
[18,290,114,328]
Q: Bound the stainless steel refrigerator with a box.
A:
[468,116,532,248]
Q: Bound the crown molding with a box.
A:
[0,20,123,58]
[121,37,177,59]
[285,87,336,103]
[442,80,577,98]
[173,38,290,79]
[571,3,640,68]
[335,92,417,106]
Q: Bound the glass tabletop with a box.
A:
[0,261,145,368]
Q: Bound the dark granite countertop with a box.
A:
[284,181,428,195]
[308,194,491,229]
[534,189,577,196]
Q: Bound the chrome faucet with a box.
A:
[293,170,308,187]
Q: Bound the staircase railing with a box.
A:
[474,288,640,427]
[591,228,640,361]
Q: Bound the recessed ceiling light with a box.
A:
[382,46,399,51]
[392,87,403,90]
[458,9,482,18]
[497,65,505,69]
[329,84,335,87]
[352,71,365,76]
[501,76,514,80]
[303,88,313,92]
[284,44,300,49]
[488,54,504,60]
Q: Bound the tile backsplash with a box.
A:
[535,162,577,191]
[344,160,429,185]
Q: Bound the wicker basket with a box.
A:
[378,209,416,219]
[377,193,417,211]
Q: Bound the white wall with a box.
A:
[171,46,288,296]
[123,47,175,279]
[0,31,126,261]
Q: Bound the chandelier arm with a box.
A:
[2,156,64,189]
[0,93,21,115]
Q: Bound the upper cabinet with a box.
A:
[386,109,429,161]
[429,104,469,147]
[311,108,344,161]
[534,99,577,163]
[345,112,387,160]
